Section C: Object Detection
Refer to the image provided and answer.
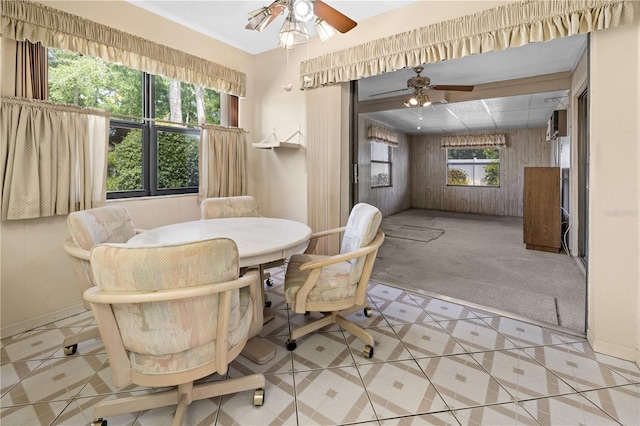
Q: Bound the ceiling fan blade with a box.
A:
[313,0,357,33]
[369,88,410,97]
[430,84,474,92]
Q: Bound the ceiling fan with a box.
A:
[245,0,357,49]
[370,66,475,107]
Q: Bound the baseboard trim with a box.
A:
[587,328,639,365]
[1,303,87,339]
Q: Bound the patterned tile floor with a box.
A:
[2,269,639,425]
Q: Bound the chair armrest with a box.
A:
[83,270,259,304]
[304,226,347,254]
[134,228,146,234]
[299,230,385,271]
[63,238,90,261]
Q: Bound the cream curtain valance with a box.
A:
[1,96,110,220]
[368,124,399,147]
[0,0,246,97]
[441,134,507,149]
[300,0,634,89]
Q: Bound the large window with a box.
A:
[371,141,392,188]
[48,48,223,198]
[446,148,500,187]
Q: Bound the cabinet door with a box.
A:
[523,167,561,252]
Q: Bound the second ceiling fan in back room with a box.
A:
[245,0,357,49]
[370,66,475,107]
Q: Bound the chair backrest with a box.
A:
[65,206,138,308]
[201,196,259,219]
[340,203,382,284]
[68,205,137,250]
[89,238,249,378]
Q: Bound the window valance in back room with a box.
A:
[300,0,634,89]
[368,123,399,147]
[441,134,507,149]
[0,0,246,97]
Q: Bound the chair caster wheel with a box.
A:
[64,344,78,355]
[253,388,265,406]
[363,345,374,359]
[363,307,373,317]
[91,419,107,426]
[265,300,272,308]
[266,278,274,287]
[286,339,297,351]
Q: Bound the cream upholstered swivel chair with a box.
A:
[84,238,265,426]
[283,203,385,358]
[200,196,282,303]
[62,205,143,355]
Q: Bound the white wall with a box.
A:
[1,1,639,367]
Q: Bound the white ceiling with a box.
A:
[125,1,588,135]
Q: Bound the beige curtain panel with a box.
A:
[368,124,399,147]
[15,40,48,99]
[199,126,247,200]
[441,134,507,149]
[1,96,110,220]
[300,0,634,89]
[0,0,246,97]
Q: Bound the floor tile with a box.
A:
[571,341,640,384]
[217,372,297,425]
[523,344,633,391]
[288,310,341,333]
[392,322,466,359]
[417,354,514,410]
[367,282,408,303]
[36,310,95,330]
[292,331,355,372]
[481,316,574,348]
[415,298,479,322]
[342,304,392,329]
[49,332,106,358]
[581,384,640,425]
[259,308,291,337]
[379,411,459,425]
[295,366,377,425]
[520,393,620,425]
[77,358,153,397]
[471,349,575,400]
[346,326,412,365]
[1,360,45,398]
[358,360,448,419]
[373,297,434,326]
[452,402,538,425]
[1,328,83,364]
[1,400,71,426]
[52,392,144,425]
[1,354,107,406]
[440,319,517,353]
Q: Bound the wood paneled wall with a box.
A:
[411,128,551,217]
[357,117,411,217]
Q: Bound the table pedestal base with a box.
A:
[241,337,276,364]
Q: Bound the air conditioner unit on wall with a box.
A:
[546,110,568,140]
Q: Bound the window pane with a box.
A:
[157,131,199,189]
[371,142,390,161]
[107,127,143,191]
[155,75,220,125]
[371,163,391,187]
[48,48,143,118]
[447,148,500,187]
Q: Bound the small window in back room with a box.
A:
[446,148,500,187]
[371,141,392,187]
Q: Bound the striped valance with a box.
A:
[441,134,506,149]
[300,0,634,89]
[368,124,399,147]
[0,0,246,97]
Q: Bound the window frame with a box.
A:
[445,147,501,188]
[371,141,393,188]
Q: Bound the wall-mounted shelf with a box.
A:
[252,127,301,149]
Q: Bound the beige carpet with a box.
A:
[372,209,586,332]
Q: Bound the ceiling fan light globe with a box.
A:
[279,14,310,49]
[409,97,418,106]
[293,0,314,22]
[315,18,336,42]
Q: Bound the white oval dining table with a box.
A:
[127,216,312,365]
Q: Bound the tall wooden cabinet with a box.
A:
[523,167,561,252]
